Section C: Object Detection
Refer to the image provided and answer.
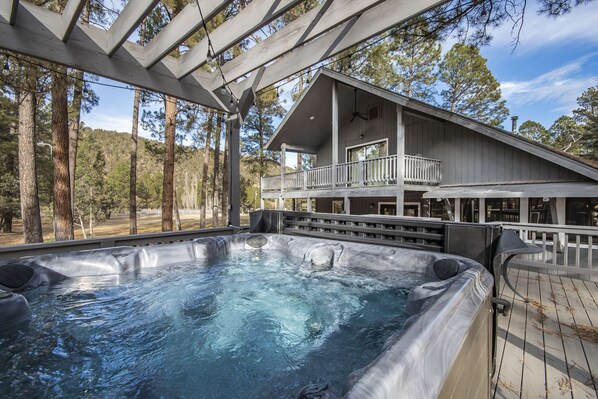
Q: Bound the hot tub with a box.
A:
[0,234,493,398]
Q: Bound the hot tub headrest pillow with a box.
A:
[432,258,460,280]
[0,263,35,292]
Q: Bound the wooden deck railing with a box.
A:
[262,154,441,192]
[500,222,598,279]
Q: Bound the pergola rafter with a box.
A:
[236,0,445,94]
[143,0,233,69]
[176,0,304,80]
[106,0,161,56]
[209,0,386,89]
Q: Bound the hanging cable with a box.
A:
[194,0,238,109]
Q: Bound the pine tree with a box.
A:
[438,43,509,127]
[549,116,584,153]
[518,120,551,143]
[573,86,598,160]
[242,90,285,177]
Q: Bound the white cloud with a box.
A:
[500,54,598,112]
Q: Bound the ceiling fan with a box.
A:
[350,88,368,122]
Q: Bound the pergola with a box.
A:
[0,0,446,226]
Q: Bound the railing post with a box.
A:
[359,160,364,187]
[303,170,307,190]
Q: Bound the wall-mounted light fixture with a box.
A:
[369,202,375,209]
[359,134,364,140]
[309,116,315,120]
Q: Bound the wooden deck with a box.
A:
[493,269,598,398]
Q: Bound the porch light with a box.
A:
[309,116,315,120]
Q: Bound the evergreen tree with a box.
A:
[518,120,551,143]
[242,90,285,177]
[573,86,598,160]
[359,19,441,102]
[549,116,584,153]
[438,43,509,127]
[0,92,19,233]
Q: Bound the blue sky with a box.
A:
[81,1,598,137]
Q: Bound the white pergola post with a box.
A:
[479,198,486,223]
[396,104,405,216]
[280,143,286,210]
[332,81,339,192]
[520,197,529,224]
[454,198,461,222]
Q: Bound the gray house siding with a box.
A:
[316,93,397,166]
[403,114,585,185]
[314,101,586,185]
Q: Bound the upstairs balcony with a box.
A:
[262,154,441,194]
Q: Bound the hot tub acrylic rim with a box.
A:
[0,233,494,399]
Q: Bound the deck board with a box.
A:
[493,269,598,399]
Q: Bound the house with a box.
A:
[261,68,598,227]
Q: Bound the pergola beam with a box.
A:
[60,0,87,41]
[0,3,233,111]
[210,0,385,87]
[106,0,160,56]
[143,0,233,69]
[237,0,447,94]
[176,0,304,80]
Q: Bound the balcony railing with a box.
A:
[262,155,441,192]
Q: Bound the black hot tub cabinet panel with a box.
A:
[0,234,493,399]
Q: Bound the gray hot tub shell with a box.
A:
[0,234,493,399]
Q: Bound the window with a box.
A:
[332,200,344,214]
[346,140,389,187]
[566,198,598,226]
[368,104,380,120]
[486,198,520,223]
[430,198,455,221]
[529,198,554,224]
[461,198,479,223]
[347,140,387,162]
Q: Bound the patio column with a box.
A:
[396,104,405,216]
[479,198,486,223]
[454,198,461,222]
[344,196,351,215]
[307,197,313,212]
[228,118,242,227]
[332,81,338,192]
[280,143,286,210]
[520,197,529,224]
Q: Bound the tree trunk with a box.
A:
[221,121,229,224]
[130,87,141,234]
[162,95,177,231]
[2,213,13,233]
[52,66,74,241]
[69,72,83,216]
[68,6,88,217]
[199,111,214,228]
[18,69,43,243]
[212,113,222,227]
